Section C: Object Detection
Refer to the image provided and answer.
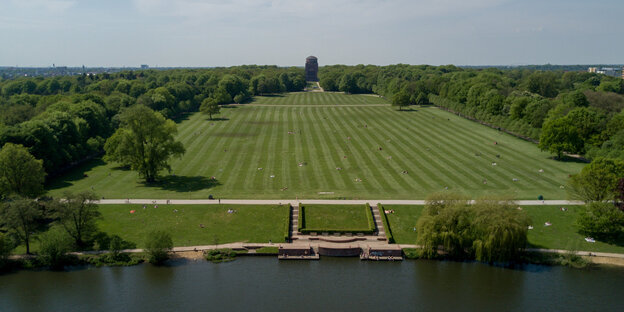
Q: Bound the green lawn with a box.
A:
[98,204,289,248]
[47,92,584,199]
[382,205,424,244]
[384,204,624,254]
[523,205,624,253]
[301,204,370,231]
[249,92,389,105]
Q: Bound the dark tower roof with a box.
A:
[306,56,318,60]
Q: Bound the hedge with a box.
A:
[378,203,395,243]
[284,205,292,242]
[298,205,305,232]
[366,203,376,233]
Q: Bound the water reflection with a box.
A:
[1,257,623,312]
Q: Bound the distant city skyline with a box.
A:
[0,0,622,67]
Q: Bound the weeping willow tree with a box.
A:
[471,199,530,263]
[417,192,473,259]
[416,193,530,263]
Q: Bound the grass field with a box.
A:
[382,205,424,245]
[301,204,370,231]
[48,92,584,199]
[384,205,624,254]
[249,92,389,105]
[98,204,289,248]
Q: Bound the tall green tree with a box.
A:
[145,230,173,265]
[568,158,624,202]
[0,198,44,254]
[200,98,221,120]
[0,143,46,198]
[539,117,584,159]
[392,91,410,111]
[104,105,185,182]
[577,202,624,243]
[53,191,101,249]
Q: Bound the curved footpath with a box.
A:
[97,199,585,205]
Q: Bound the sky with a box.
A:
[0,0,622,67]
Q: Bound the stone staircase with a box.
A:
[370,204,387,241]
[290,204,300,240]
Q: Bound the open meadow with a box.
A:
[48,92,585,200]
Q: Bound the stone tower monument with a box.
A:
[305,56,318,82]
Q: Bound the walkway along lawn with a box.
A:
[384,205,624,254]
[98,204,290,248]
[46,93,584,200]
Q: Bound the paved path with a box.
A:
[97,199,585,205]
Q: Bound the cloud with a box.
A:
[10,0,77,13]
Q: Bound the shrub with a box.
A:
[38,228,73,270]
[0,233,13,268]
[402,248,424,259]
[365,203,376,233]
[298,205,305,232]
[145,230,173,265]
[204,249,237,262]
[284,205,291,242]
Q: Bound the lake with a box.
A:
[1,257,622,311]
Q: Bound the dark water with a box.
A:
[1,257,623,312]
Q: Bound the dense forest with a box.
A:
[319,64,624,160]
[0,66,305,177]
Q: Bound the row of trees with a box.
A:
[317,64,624,161]
[0,66,305,177]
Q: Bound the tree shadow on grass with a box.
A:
[553,155,590,164]
[205,117,229,122]
[171,112,191,123]
[46,158,107,190]
[397,108,418,112]
[143,176,220,192]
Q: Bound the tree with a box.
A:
[0,198,44,254]
[415,92,429,106]
[38,228,72,270]
[568,158,624,202]
[539,117,584,159]
[0,143,46,198]
[577,202,624,243]
[0,233,13,266]
[416,193,530,263]
[392,91,410,111]
[200,98,221,120]
[145,230,173,265]
[471,199,530,263]
[104,105,185,182]
[53,191,101,249]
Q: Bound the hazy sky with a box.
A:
[0,0,622,67]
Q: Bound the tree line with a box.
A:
[0,66,305,177]
[318,64,624,161]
